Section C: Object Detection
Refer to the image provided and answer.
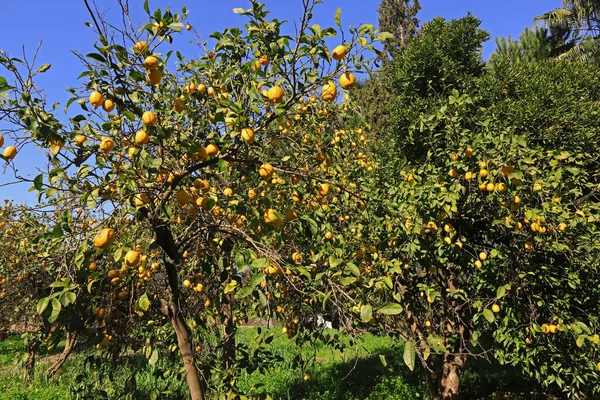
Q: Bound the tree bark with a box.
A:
[24,340,39,383]
[425,353,466,400]
[46,331,78,377]
[220,293,236,370]
[154,223,205,400]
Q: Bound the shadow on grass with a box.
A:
[260,345,546,400]
[262,345,427,400]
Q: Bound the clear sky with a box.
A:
[0,0,561,205]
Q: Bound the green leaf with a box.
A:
[224,280,238,294]
[379,354,387,367]
[48,298,62,323]
[377,32,395,41]
[329,255,343,268]
[37,297,50,315]
[576,335,585,348]
[377,303,403,315]
[148,349,159,366]
[360,304,373,322]
[496,286,507,299]
[143,0,150,14]
[136,293,150,312]
[403,341,416,371]
[237,273,266,298]
[86,53,107,63]
[346,262,360,277]
[483,309,495,323]
[334,7,342,28]
[60,292,77,307]
[36,64,51,73]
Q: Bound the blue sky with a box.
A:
[0,0,561,204]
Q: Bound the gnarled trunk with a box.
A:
[46,331,79,377]
[425,353,466,400]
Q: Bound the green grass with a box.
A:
[0,329,541,399]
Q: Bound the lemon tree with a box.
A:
[0,1,384,397]
[347,15,600,399]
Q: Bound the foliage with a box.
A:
[491,27,571,65]
[377,0,421,59]
[535,0,600,61]
[0,0,389,397]
[354,13,600,399]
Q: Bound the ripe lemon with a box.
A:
[142,111,157,126]
[318,183,330,196]
[147,69,162,85]
[502,166,513,177]
[223,188,233,197]
[3,146,17,160]
[133,41,147,52]
[75,134,86,145]
[205,144,219,157]
[135,130,150,145]
[100,137,115,153]
[465,171,473,181]
[479,252,487,261]
[89,91,104,107]
[183,279,192,288]
[292,252,302,264]
[134,193,149,207]
[102,99,115,112]
[186,24,192,31]
[479,169,488,178]
[285,209,298,221]
[259,163,274,179]
[259,54,270,66]
[486,182,495,192]
[241,127,255,144]
[491,304,500,313]
[174,97,186,112]
[143,56,159,70]
[331,45,347,61]
[176,188,191,206]
[533,183,542,191]
[0,134,4,147]
[425,321,431,327]
[125,250,141,267]
[264,208,283,227]
[448,169,457,178]
[94,228,116,248]
[322,82,337,102]
[267,86,284,103]
[339,72,356,90]
[465,147,474,157]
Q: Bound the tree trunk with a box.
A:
[46,331,78,377]
[24,341,38,383]
[154,223,205,400]
[170,304,205,400]
[220,293,236,370]
[425,353,466,400]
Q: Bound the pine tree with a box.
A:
[378,0,421,59]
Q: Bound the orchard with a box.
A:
[0,1,599,399]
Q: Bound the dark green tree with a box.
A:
[378,0,421,59]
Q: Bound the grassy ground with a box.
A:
[0,329,540,400]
